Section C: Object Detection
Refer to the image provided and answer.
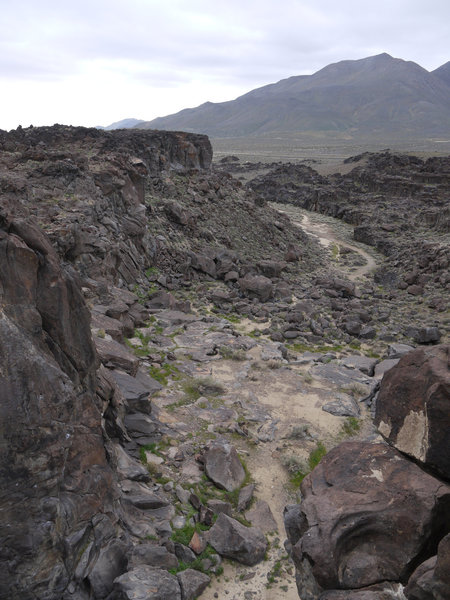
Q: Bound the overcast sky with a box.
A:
[0,0,449,131]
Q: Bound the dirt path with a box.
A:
[148,313,376,600]
[272,202,379,282]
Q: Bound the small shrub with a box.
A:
[283,442,327,488]
[148,363,180,386]
[218,346,247,361]
[182,377,225,401]
[308,442,327,470]
[289,424,310,439]
[340,416,361,437]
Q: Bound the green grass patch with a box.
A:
[148,363,181,386]
[283,442,327,489]
[168,543,219,575]
[340,416,361,437]
[308,442,327,470]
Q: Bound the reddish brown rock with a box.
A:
[375,344,450,479]
[287,442,450,599]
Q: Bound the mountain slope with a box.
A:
[100,118,145,130]
[137,54,450,139]
[433,61,450,87]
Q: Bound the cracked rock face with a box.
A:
[375,344,450,479]
[0,213,117,598]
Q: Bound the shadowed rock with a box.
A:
[177,569,211,600]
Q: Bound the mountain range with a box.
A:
[106,54,450,140]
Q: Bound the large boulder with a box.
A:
[113,566,181,599]
[208,513,267,566]
[203,442,246,492]
[286,442,450,599]
[405,533,450,600]
[375,344,450,479]
[238,274,273,302]
[177,569,211,600]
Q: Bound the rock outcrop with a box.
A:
[286,442,450,599]
[375,344,450,479]
[0,212,118,598]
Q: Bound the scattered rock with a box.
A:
[237,484,256,512]
[322,393,360,417]
[239,274,273,302]
[245,500,278,533]
[128,544,178,570]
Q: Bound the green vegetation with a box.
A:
[170,521,210,547]
[148,363,181,386]
[331,243,340,260]
[309,441,327,469]
[182,376,225,402]
[145,266,160,278]
[267,559,282,584]
[170,526,221,576]
[217,312,241,324]
[218,345,247,361]
[283,442,327,488]
[340,416,361,437]
[287,342,344,354]
[132,282,159,304]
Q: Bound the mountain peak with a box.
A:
[136,53,450,139]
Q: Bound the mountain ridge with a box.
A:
[123,54,450,139]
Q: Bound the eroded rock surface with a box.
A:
[0,213,118,597]
[375,344,450,479]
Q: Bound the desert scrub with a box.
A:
[302,371,313,384]
[340,416,361,437]
[340,382,368,399]
[182,376,225,402]
[218,345,247,361]
[288,424,310,439]
[148,363,181,386]
[283,442,327,488]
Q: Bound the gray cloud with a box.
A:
[0,0,448,128]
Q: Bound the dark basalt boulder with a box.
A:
[238,274,273,302]
[112,566,181,600]
[375,344,450,479]
[208,513,268,566]
[405,533,450,599]
[286,442,450,599]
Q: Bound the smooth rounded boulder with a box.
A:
[286,442,450,599]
